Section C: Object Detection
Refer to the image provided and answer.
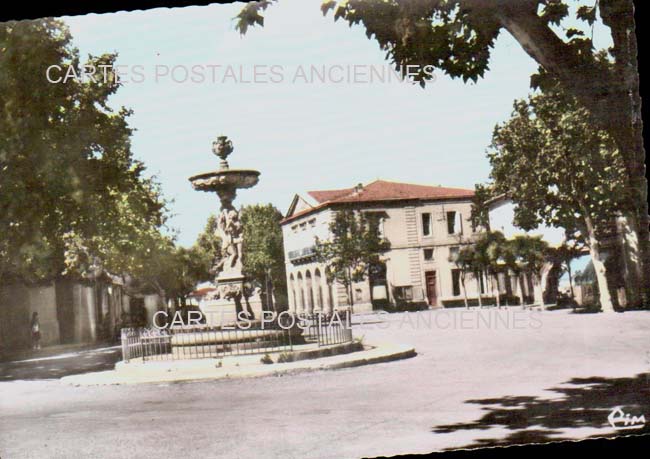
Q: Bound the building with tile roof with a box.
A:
[281,180,485,312]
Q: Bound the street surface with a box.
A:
[1,308,649,458]
[0,346,121,381]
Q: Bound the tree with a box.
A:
[314,209,390,310]
[240,204,287,310]
[0,19,167,283]
[472,231,509,307]
[487,91,627,312]
[195,214,221,270]
[452,245,475,308]
[553,243,584,300]
[503,235,550,306]
[470,184,496,231]
[157,214,221,309]
[236,0,648,306]
[165,245,213,308]
[125,216,219,312]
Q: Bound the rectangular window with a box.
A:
[422,213,432,236]
[355,288,363,302]
[423,248,434,261]
[447,211,462,235]
[395,286,413,301]
[449,246,459,262]
[365,212,384,238]
[452,269,462,296]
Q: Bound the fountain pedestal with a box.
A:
[189,136,263,327]
[200,274,262,327]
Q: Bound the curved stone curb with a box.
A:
[61,342,416,386]
[325,346,416,370]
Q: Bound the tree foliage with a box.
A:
[0,19,167,283]
[240,204,287,301]
[470,183,496,231]
[503,235,550,279]
[488,91,627,244]
[456,232,550,306]
[487,90,623,310]
[236,0,649,304]
[314,209,390,306]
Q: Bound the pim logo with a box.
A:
[607,407,646,430]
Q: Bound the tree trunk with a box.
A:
[461,275,469,309]
[599,0,649,308]
[567,261,575,299]
[346,268,354,313]
[532,272,544,307]
[616,213,642,306]
[539,262,555,310]
[519,274,527,307]
[584,215,616,312]
[497,1,649,307]
[476,272,484,308]
[493,272,501,308]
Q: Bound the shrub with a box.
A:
[276,352,295,363]
[260,353,273,365]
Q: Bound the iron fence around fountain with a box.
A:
[300,312,353,347]
[120,313,353,363]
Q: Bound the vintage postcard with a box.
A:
[0,1,648,457]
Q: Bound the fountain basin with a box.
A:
[189,169,260,192]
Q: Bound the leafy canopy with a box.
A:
[0,19,167,282]
[487,90,628,245]
[237,1,614,87]
[240,204,287,295]
[314,209,390,289]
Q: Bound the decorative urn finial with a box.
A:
[212,135,234,169]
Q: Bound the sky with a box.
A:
[60,0,610,249]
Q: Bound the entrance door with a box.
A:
[369,262,388,310]
[425,271,438,307]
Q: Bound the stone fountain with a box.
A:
[189,136,261,326]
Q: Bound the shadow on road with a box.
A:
[0,347,121,381]
[432,373,650,448]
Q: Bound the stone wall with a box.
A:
[0,279,147,353]
[0,282,60,350]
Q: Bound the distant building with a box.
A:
[281,180,484,313]
[0,277,162,353]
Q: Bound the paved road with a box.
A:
[0,346,121,381]
[1,309,649,458]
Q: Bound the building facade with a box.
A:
[281,180,485,313]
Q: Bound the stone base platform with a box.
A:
[61,341,417,385]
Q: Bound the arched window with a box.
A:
[305,270,314,313]
[296,272,305,313]
[325,272,334,312]
[289,274,296,312]
[314,268,323,310]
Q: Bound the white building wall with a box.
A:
[283,209,340,313]
[282,198,484,311]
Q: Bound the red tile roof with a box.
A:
[283,180,473,224]
[307,188,355,203]
[309,180,473,204]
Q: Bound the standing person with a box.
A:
[30,312,41,350]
